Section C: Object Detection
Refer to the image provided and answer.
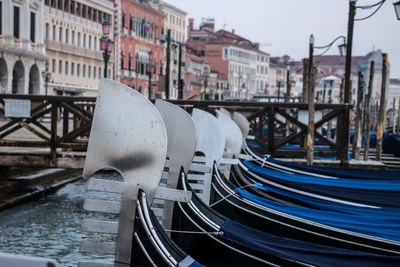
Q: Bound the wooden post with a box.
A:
[285,69,291,137]
[327,89,332,140]
[322,83,327,103]
[376,53,388,161]
[63,105,69,136]
[267,106,275,156]
[339,78,345,104]
[351,72,364,160]
[398,97,400,135]
[165,29,171,100]
[307,64,316,165]
[392,98,396,134]
[50,101,58,167]
[302,59,309,103]
[363,61,375,161]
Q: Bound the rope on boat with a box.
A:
[164,229,224,235]
[209,184,256,208]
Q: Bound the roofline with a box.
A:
[159,0,188,15]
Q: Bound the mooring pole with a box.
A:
[165,29,171,100]
[351,72,364,160]
[364,61,375,161]
[302,58,309,103]
[393,98,396,134]
[376,53,388,161]
[285,68,291,137]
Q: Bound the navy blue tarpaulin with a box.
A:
[235,188,400,242]
[267,157,400,179]
[221,218,400,266]
[243,161,400,208]
[254,184,400,218]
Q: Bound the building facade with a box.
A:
[0,0,47,94]
[157,0,186,99]
[44,0,114,96]
[114,0,164,98]
[186,18,266,101]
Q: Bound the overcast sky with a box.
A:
[166,0,400,79]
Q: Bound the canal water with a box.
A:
[0,171,122,266]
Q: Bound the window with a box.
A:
[77,64,80,76]
[78,32,81,46]
[93,66,96,78]
[128,53,132,71]
[70,0,75,15]
[53,25,56,40]
[122,12,125,28]
[72,30,75,44]
[71,62,75,75]
[57,0,62,10]
[94,37,97,50]
[59,60,62,73]
[65,61,68,75]
[64,0,69,12]
[30,12,36,42]
[121,51,124,70]
[108,69,111,78]
[83,33,86,47]
[98,67,101,78]
[52,59,56,72]
[45,23,50,40]
[88,66,91,78]
[59,27,63,42]
[13,6,20,38]
[65,29,69,44]
[88,35,91,49]
[83,64,86,77]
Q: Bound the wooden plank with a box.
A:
[84,199,121,214]
[18,121,50,141]
[60,102,91,124]
[189,163,211,173]
[220,158,239,165]
[151,207,164,217]
[187,174,205,181]
[58,122,91,143]
[87,178,192,202]
[192,156,207,163]
[80,240,116,255]
[82,219,118,234]
[188,183,204,191]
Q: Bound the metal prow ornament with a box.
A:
[155,99,197,232]
[82,79,168,266]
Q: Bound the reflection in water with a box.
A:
[0,171,122,267]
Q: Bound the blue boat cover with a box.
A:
[235,188,400,242]
[267,157,400,179]
[383,134,400,157]
[221,218,400,266]
[243,160,400,208]
[254,184,400,218]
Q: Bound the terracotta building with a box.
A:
[186,18,268,100]
[114,0,164,98]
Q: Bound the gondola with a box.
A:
[171,171,400,266]
[244,140,400,180]
[209,163,400,257]
[240,159,400,209]
[133,188,203,267]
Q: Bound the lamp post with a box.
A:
[100,19,113,78]
[201,67,209,100]
[41,60,51,95]
[146,50,155,100]
[394,0,400,20]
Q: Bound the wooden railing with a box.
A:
[0,95,352,167]
[0,94,96,167]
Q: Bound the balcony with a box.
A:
[45,40,103,60]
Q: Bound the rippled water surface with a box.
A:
[0,172,122,267]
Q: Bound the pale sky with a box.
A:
[166,0,400,79]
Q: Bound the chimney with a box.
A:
[189,18,194,31]
[232,29,235,34]
[255,42,260,50]
[188,18,194,40]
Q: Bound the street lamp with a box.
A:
[100,19,113,78]
[146,50,156,100]
[41,60,52,95]
[201,67,209,100]
[394,1,400,20]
